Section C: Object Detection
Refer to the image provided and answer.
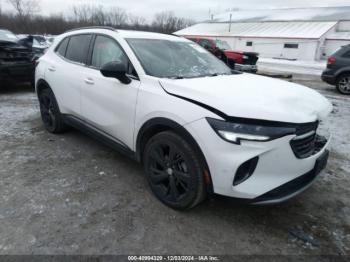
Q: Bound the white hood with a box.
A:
[160,74,333,123]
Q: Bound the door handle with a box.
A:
[48,66,56,72]
[84,78,94,85]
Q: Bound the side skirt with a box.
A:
[63,115,137,161]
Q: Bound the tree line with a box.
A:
[0,0,195,35]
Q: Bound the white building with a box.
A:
[174,7,350,61]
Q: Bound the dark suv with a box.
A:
[0,29,37,87]
[321,45,350,95]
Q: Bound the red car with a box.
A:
[187,37,259,73]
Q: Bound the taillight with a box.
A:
[327,56,336,65]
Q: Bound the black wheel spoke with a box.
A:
[168,176,179,200]
[174,170,190,182]
[169,154,184,166]
[177,178,189,191]
[150,150,166,168]
[146,137,198,206]
[149,168,169,184]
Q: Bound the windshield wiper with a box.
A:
[168,76,184,79]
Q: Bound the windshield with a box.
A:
[216,40,231,50]
[126,38,232,79]
[0,30,18,42]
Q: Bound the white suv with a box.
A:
[35,27,332,209]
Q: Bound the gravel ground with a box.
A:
[0,78,349,256]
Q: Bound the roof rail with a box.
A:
[65,26,117,33]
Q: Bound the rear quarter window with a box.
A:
[65,34,92,64]
[55,37,69,57]
[342,49,350,58]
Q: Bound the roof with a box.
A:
[212,6,350,23]
[326,32,350,41]
[175,21,337,39]
[118,30,184,40]
[63,27,184,41]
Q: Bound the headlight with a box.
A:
[207,118,296,144]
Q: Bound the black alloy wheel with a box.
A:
[336,74,350,95]
[38,88,67,133]
[143,131,206,210]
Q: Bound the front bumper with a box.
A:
[235,64,258,73]
[0,62,35,82]
[252,149,329,204]
[185,118,331,203]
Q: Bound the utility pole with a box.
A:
[229,13,232,32]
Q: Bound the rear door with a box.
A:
[45,34,92,116]
[80,34,140,148]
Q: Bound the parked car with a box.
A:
[321,45,350,95]
[35,27,332,210]
[186,37,259,73]
[17,34,48,57]
[0,29,37,87]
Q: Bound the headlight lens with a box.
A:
[207,118,296,144]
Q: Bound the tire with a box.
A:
[38,88,68,133]
[336,73,350,95]
[143,131,207,210]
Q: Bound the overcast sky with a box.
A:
[2,0,350,20]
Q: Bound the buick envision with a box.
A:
[35,27,332,209]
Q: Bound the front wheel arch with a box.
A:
[136,118,213,193]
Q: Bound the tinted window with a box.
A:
[91,35,127,69]
[246,41,253,46]
[65,34,92,64]
[342,50,350,58]
[199,39,212,49]
[56,38,69,57]
[216,40,231,50]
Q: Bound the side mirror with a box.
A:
[100,61,131,84]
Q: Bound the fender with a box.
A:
[135,117,213,191]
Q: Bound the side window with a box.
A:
[342,50,350,58]
[55,37,69,57]
[91,35,127,69]
[246,41,253,47]
[65,34,92,64]
[199,39,211,49]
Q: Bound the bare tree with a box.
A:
[152,11,194,34]
[128,15,146,27]
[108,7,128,26]
[1,2,196,35]
[7,0,40,18]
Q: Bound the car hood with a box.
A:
[159,74,333,124]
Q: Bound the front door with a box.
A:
[80,35,140,148]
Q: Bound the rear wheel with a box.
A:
[336,73,350,95]
[143,131,206,210]
[38,88,68,133]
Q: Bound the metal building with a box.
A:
[174,6,350,61]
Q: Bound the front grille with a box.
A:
[290,122,319,159]
[0,50,32,63]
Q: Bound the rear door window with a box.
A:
[65,34,92,64]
